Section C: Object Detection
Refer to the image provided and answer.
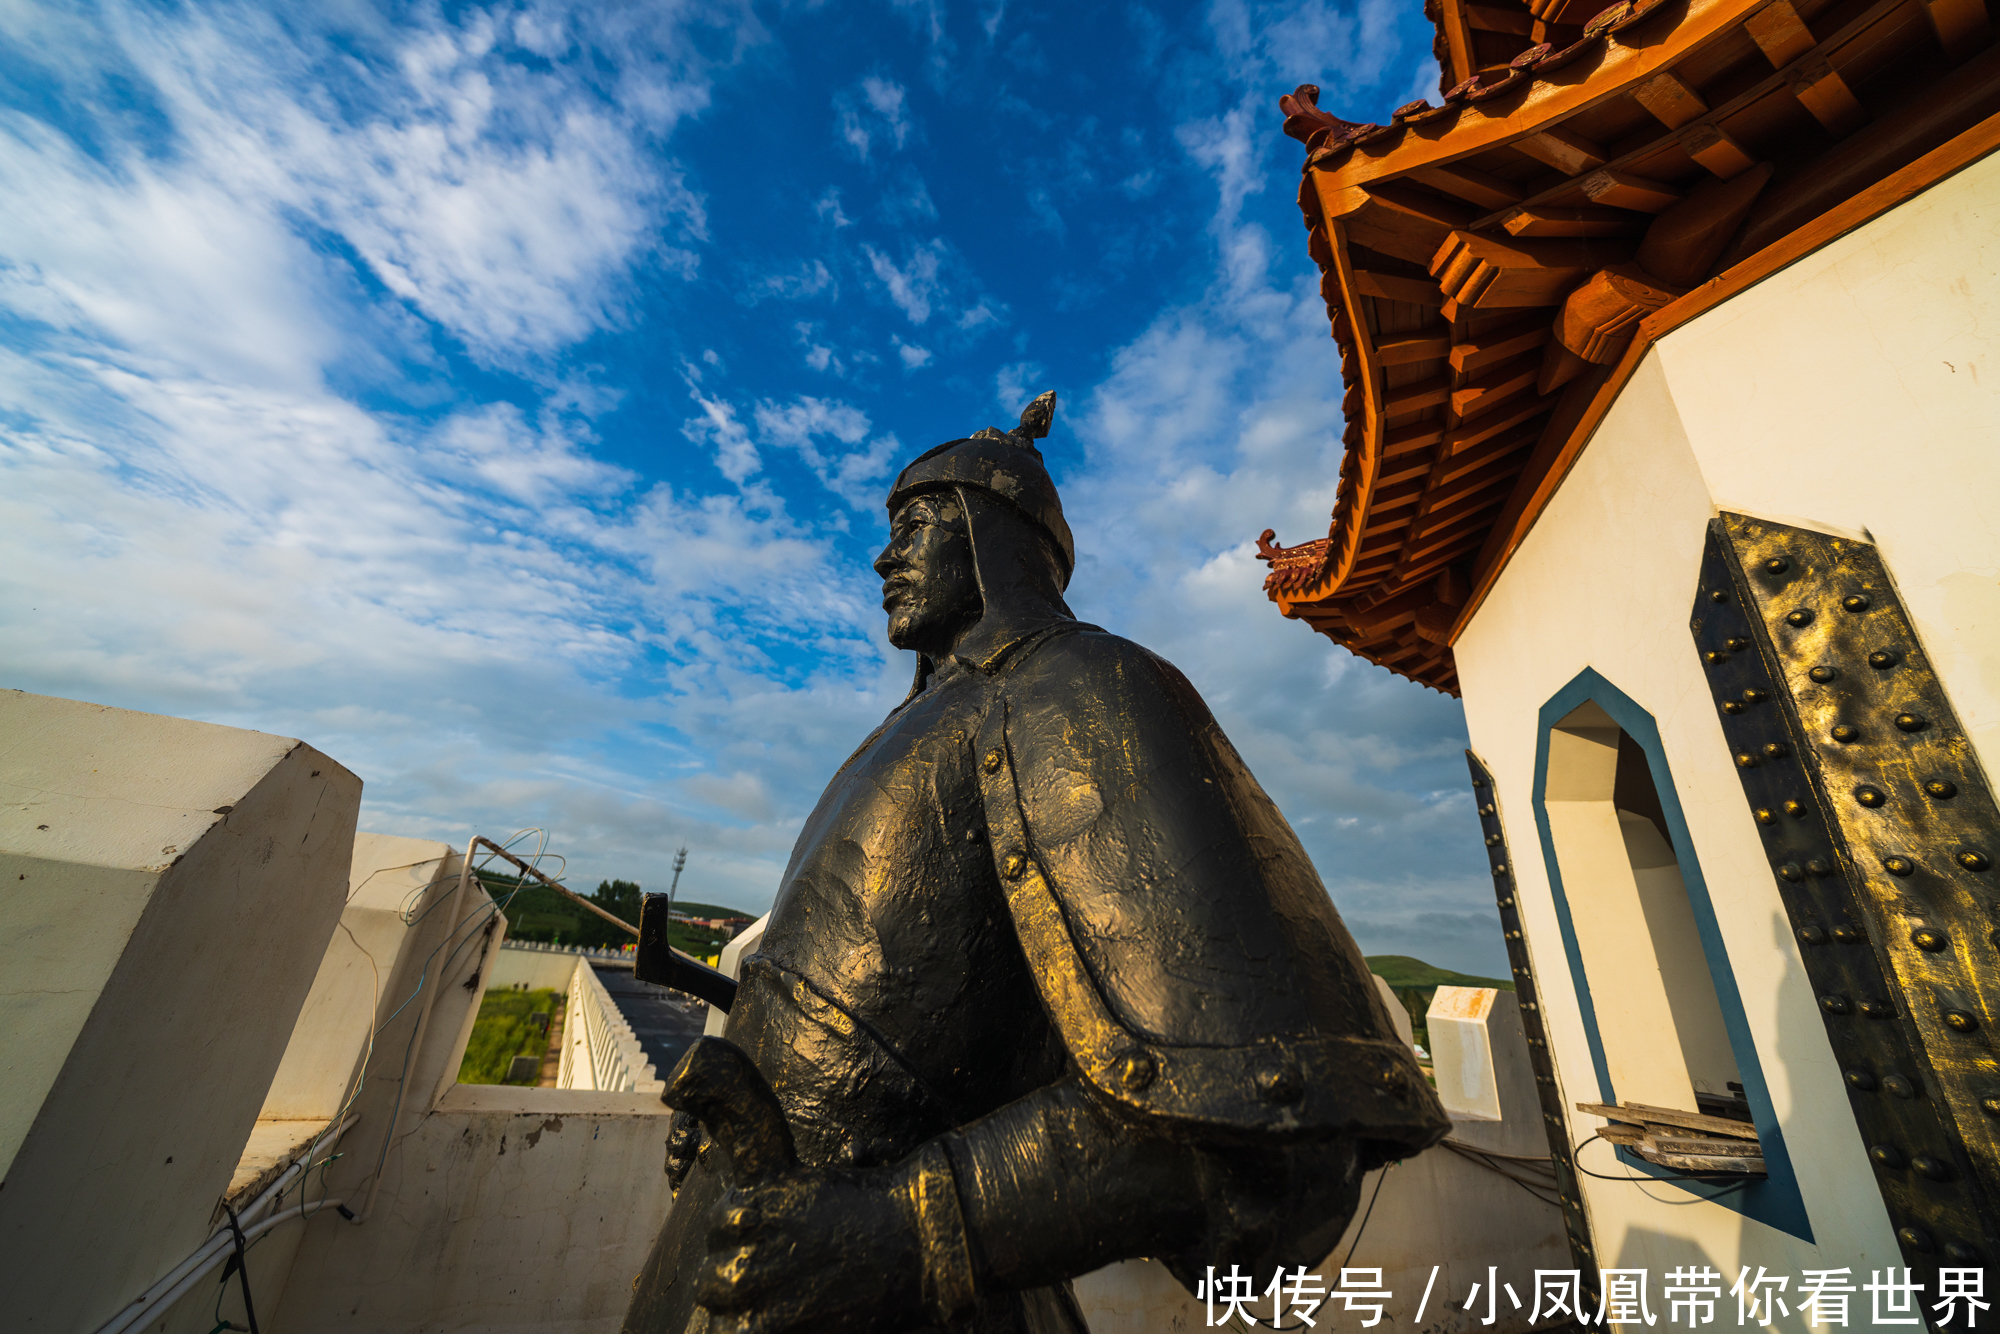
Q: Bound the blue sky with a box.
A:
[0,0,1512,975]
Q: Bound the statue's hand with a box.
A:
[697,1164,927,1334]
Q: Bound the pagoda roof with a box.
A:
[1257,0,2000,694]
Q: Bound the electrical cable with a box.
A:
[220,1205,260,1334]
[1438,1140,1565,1208]
[1571,1133,1758,1206]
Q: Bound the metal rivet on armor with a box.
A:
[1472,777,1487,788]
[1255,1063,1304,1104]
[1784,800,1807,818]
[1913,1154,1954,1182]
[1726,637,1751,652]
[966,827,985,844]
[1492,862,1508,877]
[1485,834,1501,847]
[1913,928,1949,952]
[1498,896,1514,907]
[1820,994,1852,1015]
[1785,608,1814,627]
[1722,701,1745,715]
[1945,1242,1981,1263]
[1861,997,1895,1019]
[1807,858,1832,877]
[1704,651,1729,666]
[1115,1050,1157,1091]
[1845,1067,1876,1091]
[1809,665,1838,683]
[1959,851,1991,872]
[1870,1143,1907,1169]
[1981,1097,2000,1119]
[1001,852,1027,879]
[1799,924,1827,945]
[1478,803,1495,816]
[1926,779,1959,800]
[1884,856,1915,876]
[1895,712,1929,733]
[1507,929,1522,940]
[982,748,1004,773]
[1764,557,1789,575]
[1711,590,1728,603]
[1944,1009,1980,1033]
[1884,1074,1916,1098]
[1843,594,1871,612]
[1755,808,1777,825]
[1779,863,1804,882]
[1735,753,1760,770]
[1832,725,1861,743]
[1765,742,1789,759]
[1898,1226,1936,1253]
[1869,649,1901,669]
[1832,924,1862,944]
[1855,786,1886,808]
[1742,687,1767,704]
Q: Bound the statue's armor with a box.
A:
[631,619,1443,1333]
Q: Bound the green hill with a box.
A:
[1365,954,1513,991]
[665,899,759,921]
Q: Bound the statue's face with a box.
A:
[874,494,981,656]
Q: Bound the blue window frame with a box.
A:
[1532,667,1812,1242]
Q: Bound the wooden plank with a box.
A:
[1386,374,1453,414]
[1633,69,1709,128]
[1440,0,1479,88]
[1579,168,1683,212]
[1353,271,1446,306]
[1645,1148,1767,1174]
[1436,422,1540,483]
[1378,333,1454,365]
[1452,355,1540,417]
[1577,1100,1761,1140]
[1681,121,1760,178]
[1432,232,1631,313]
[1343,183,1478,265]
[1922,0,1991,57]
[1517,124,1611,174]
[1453,0,1911,232]
[1300,0,1766,195]
[1647,1131,1769,1156]
[1446,392,1551,452]
[1450,316,1553,374]
[1467,2,1538,32]
[1784,53,1868,135]
[1745,0,1815,65]
[1411,162,1529,210]
[1384,421,1447,455]
[1503,206,1647,237]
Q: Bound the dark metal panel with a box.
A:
[1466,749,1601,1307]
[1690,511,2000,1283]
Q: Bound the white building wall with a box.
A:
[0,691,361,1332]
[1452,146,2000,1287]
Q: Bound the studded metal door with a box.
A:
[1467,750,1600,1308]
[1691,511,2000,1283]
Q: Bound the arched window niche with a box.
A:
[1532,669,1812,1241]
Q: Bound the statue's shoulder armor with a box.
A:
[975,626,1446,1150]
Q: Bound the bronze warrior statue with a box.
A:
[624,392,1447,1334]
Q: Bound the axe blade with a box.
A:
[663,1037,798,1186]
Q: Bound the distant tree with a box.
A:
[574,878,643,948]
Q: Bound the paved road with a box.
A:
[593,964,711,1079]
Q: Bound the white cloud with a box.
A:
[752,395,901,509]
[893,337,933,370]
[862,240,943,324]
[683,387,761,483]
[835,75,913,160]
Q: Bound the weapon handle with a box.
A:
[663,1037,798,1186]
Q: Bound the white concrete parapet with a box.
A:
[558,957,663,1093]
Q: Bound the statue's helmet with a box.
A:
[884,391,1074,589]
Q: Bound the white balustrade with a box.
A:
[556,957,663,1093]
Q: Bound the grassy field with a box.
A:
[458,987,565,1085]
